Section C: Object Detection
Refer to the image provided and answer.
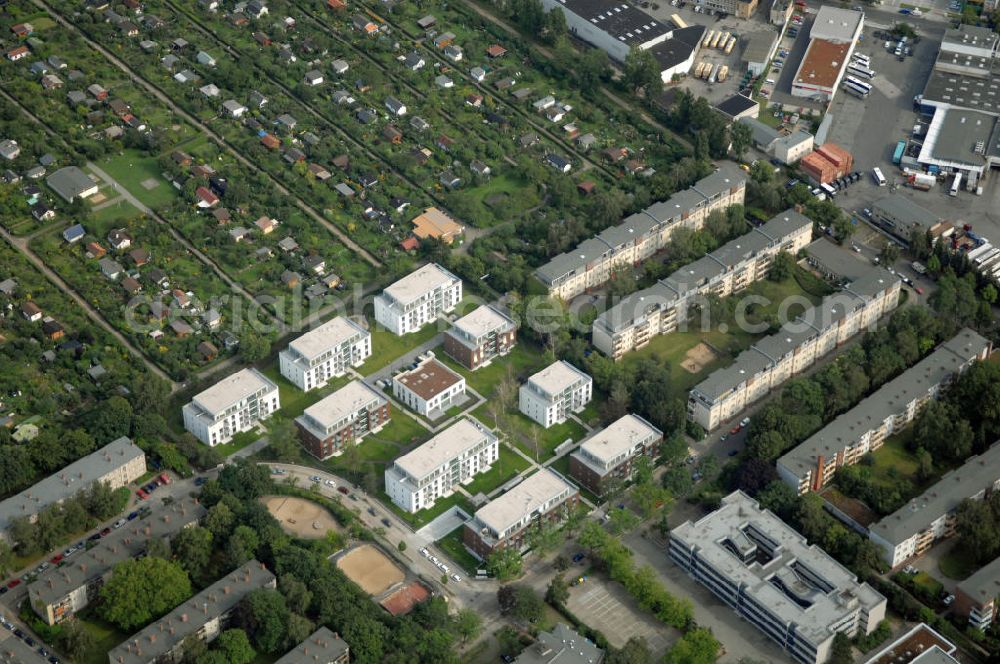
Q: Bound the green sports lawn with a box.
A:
[94,150,180,210]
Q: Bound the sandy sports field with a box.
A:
[260,495,340,539]
[680,342,718,374]
[337,544,404,596]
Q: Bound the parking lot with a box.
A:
[565,579,675,657]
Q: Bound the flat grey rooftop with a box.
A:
[555,0,670,45]
[872,194,943,229]
[805,238,876,281]
[920,108,1000,166]
[0,438,143,534]
[870,443,1000,546]
[190,368,277,416]
[956,553,1000,612]
[392,418,495,481]
[778,328,990,478]
[274,627,349,664]
[381,263,459,306]
[285,317,367,363]
[472,468,575,536]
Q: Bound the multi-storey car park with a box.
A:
[30,496,205,625]
[463,468,580,559]
[279,316,372,391]
[374,263,463,336]
[384,417,498,513]
[108,561,276,664]
[593,209,813,360]
[687,267,901,431]
[518,361,593,429]
[569,414,663,496]
[443,304,517,371]
[867,443,1000,569]
[777,328,991,495]
[295,380,390,460]
[534,164,746,301]
[182,368,281,446]
[0,437,146,542]
[670,491,887,664]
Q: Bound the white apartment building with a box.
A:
[385,418,498,513]
[670,491,887,664]
[868,443,1000,569]
[593,210,814,360]
[374,263,462,335]
[519,361,593,428]
[392,357,467,418]
[279,316,371,391]
[182,368,280,446]
[777,328,991,495]
[535,164,747,301]
[688,268,901,430]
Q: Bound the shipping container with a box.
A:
[892,141,906,165]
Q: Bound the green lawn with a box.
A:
[357,319,440,375]
[260,366,352,420]
[464,445,532,497]
[938,543,979,580]
[911,571,943,598]
[325,413,430,478]
[868,432,919,488]
[445,173,542,227]
[77,612,129,664]
[212,428,261,457]
[379,490,475,529]
[506,413,587,463]
[548,454,571,477]
[440,343,549,398]
[88,197,143,224]
[94,150,180,209]
[436,526,482,575]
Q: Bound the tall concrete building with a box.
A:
[0,437,146,542]
[385,418,498,513]
[868,443,1000,569]
[688,268,901,430]
[279,317,371,391]
[374,263,462,335]
[593,209,813,359]
[535,164,746,300]
[183,369,280,446]
[777,328,991,494]
[670,491,886,664]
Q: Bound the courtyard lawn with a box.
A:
[260,366,352,420]
[868,432,920,487]
[548,454,571,478]
[445,173,542,227]
[78,612,129,664]
[576,402,602,429]
[325,413,430,477]
[911,571,944,598]
[380,490,475,529]
[357,319,440,375]
[506,413,587,463]
[436,527,482,576]
[440,343,549,398]
[212,428,261,457]
[95,150,179,209]
[938,543,979,580]
[88,197,143,224]
[463,445,531,497]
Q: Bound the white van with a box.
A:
[765,78,776,85]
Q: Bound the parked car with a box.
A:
[451,574,461,582]
[337,487,350,495]
[381,518,391,528]
[368,507,377,516]
[740,417,751,427]
[324,479,336,487]
[309,476,322,483]
[572,553,586,563]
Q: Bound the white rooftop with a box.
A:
[299,380,385,430]
[576,414,661,465]
[393,418,494,480]
[672,492,885,645]
[525,361,590,398]
[452,305,514,338]
[191,368,277,416]
[287,316,367,362]
[473,469,575,535]
[382,263,459,306]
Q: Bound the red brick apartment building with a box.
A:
[295,380,389,459]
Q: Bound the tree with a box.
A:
[831,215,857,244]
[215,629,256,664]
[205,502,236,541]
[487,547,523,581]
[100,557,192,630]
[879,241,901,266]
[545,573,569,605]
[285,613,314,650]
[56,619,95,660]
[173,526,214,581]
[730,120,752,161]
[608,506,640,535]
[82,480,125,520]
[0,540,14,578]
[607,637,653,664]
[768,250,794,282]
[623,47,662,96]
[227,525,260,567]
[829,632,854,664]
[267,418,302,463]
[454,608,482,643]
[913,401,972,463]
[497,585,544,624]
[236,589,289,654]
[87,396,134,444]
[927,254,942,274]
[524,522,564,558]
[278,575,312,615]
[662,627,719,664]
[239,329,270,363]
[217,458,273,501]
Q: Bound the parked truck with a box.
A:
[892,140,906,165]
[718,32,731,49]
[703,30,715,47]
[717,65,729,82]
[725,36,737,54]
[909,173,936,190]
